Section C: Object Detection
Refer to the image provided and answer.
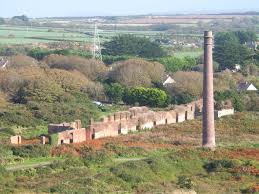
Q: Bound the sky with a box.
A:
[1,0,259,18]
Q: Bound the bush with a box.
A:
[123,87,169,107]
[166,71,202,104]
[80,146,111,166]
[14,78,65,104]
[8,55,39,68]
[159,56,197,72]
[203,160,236,173]
[108,59,165,87]
[28,48,92,60]
[102,55,130,65]
[11,145,51,158]
[44,54,107,80]
[214,90,245,111]
[177,176,194,189]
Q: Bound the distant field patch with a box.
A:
[0,25,92,45]
[173,50,202,58]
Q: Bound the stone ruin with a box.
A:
[9,98,234,146]
[47,100,201,145]
[10,135,22,145]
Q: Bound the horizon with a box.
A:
[1,0,259,18]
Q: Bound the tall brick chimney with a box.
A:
[202,31,216,148]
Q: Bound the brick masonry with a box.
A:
[10,99,233,145]
[50,100,200,145]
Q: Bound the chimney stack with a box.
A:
[202,31,216,149]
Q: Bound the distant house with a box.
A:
[232,64,241,72]
[0,58,8,70]
[238,82,258,91]
[163,75,176,86]
[246,41,257,50]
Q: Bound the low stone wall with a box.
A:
[215,109,234,119]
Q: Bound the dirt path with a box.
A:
[114,157,147,163]
[6,161,53,171]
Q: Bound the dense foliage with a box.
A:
[44,54,108,80]
[102,34,166,58]
[158,56,197,72]
[166,71,203,104]
[28,48,92,60]
[105,83,125,104]
[124,87,169,107]
[108,59,165,87]
[214,31,254,70]
[214,90,246,111]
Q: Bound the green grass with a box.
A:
[0,110,258,193]
[6,157,60,171]
[173,50,202,58]
[0,25,92,45]
[0,25,165,45]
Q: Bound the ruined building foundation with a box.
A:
[202,31,216,148]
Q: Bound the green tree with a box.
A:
[0,17,5,24]
[12,15,29,22]
[105,83,125,104]
[214,32,252,70]
[234,31,257,44]
[102,34,166,58]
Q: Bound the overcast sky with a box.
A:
[1,0,259,17]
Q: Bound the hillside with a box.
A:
[0,112,258,193]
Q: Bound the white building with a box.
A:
[163,76,176,86]
[238,82,258,91]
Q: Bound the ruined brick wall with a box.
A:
[89,100,201,140]
[58,128,87,145]
[11,100,203,145]
[10,135,22,145]
[48,120,81,134]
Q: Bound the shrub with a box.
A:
[177,176,194,189]
[8,55,39,68]
[44,54,108,80]
[102,55,130,65]
[214,90,245,111]
[159,56,197,72]
[123,87,169,107]
[11,145,51,158]
[166,71,202,104]
[50,134,59,145]
[80,146,111,166]
[203,160,236,173]
[108,59,165,87]
[14,78,65,103]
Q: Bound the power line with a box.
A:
[92,23,102,61]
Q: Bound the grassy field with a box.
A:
[0,25,165,45]
[0,25,93,45]
[173,50,202,58]
[0,112,258,193]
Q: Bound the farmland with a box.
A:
[0,25,93,45]
[0,25,169,45]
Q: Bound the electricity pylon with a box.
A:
[92,23,102,61]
